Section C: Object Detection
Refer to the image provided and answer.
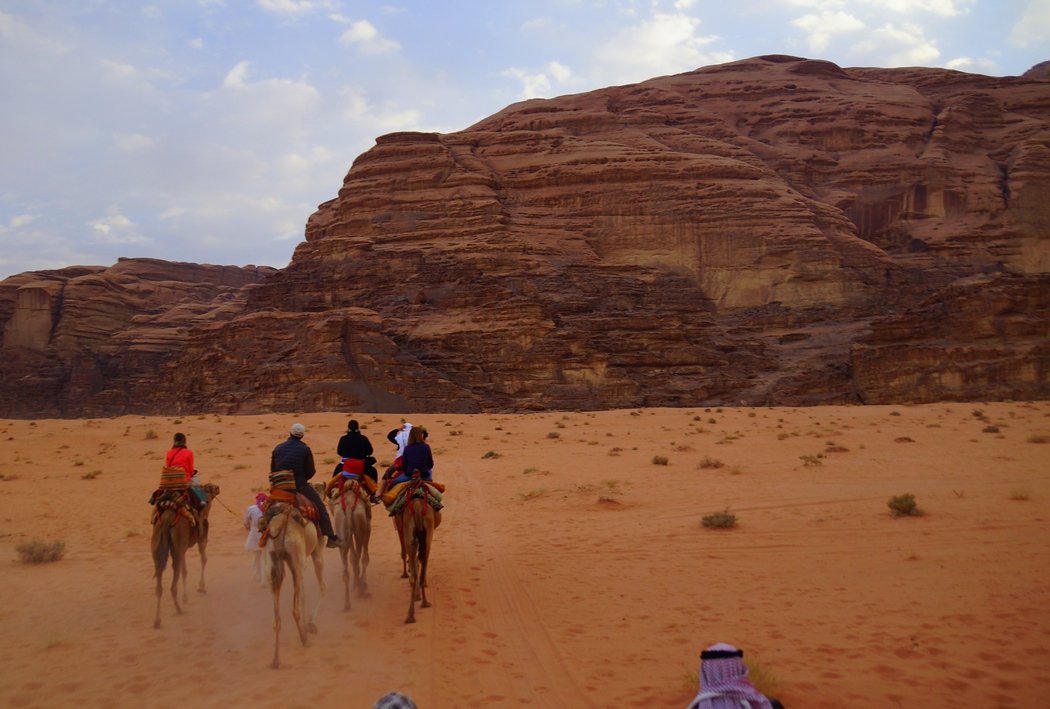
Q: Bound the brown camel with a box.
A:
[180,483,220,599]
[264,502,326,669]
[324,479,372,611]
[399,484,440,624]
[151,494,202,629]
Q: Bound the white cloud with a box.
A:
[502,67,551,100]
[338,19,400,54]
[594,12,733,85]
[189,37,204,50]
[0,214,36,232]
[865,0,973,16]
[113,133,155,152]
[256,0,333,15]
[853,22,940,66]
[1011,0,1050,48]
[223,60,251,88]
[792,10,865,52]
[89,210,146,244]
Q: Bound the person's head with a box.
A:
[373,693,416,709]
[173,432,187,447]
[408,426,427,445]
[255,492,268,508]
[699,643,751,690]
[348,419,359,432]
[290,422,306,438]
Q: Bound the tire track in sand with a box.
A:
[439,469,591,708]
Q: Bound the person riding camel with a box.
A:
[325,418,378,503]
[377,422,418,498]
[270,422,341,549]
[165,432,208,510]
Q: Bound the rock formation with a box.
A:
[1,55,1048,417]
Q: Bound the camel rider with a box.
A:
[271,423,340,549]
[327,418,378,501]
[166,432,207,509]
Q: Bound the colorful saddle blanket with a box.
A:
[384,480,445,516]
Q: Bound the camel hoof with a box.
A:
[307,623,318,634]
[271,661,280,670]
[421,600,431,608]
[359,590,372,599]
[197,588,207,595]
[405,617,415,624]
[154,620,161,629]
[400,572,408,579]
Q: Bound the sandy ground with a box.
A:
[0,402,1048,708]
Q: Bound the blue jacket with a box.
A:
[271,436,316,486]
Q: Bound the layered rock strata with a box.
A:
[1,55,1048,416]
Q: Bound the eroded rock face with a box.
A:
[1,56,1048,416]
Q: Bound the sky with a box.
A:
[1,0,1047,280]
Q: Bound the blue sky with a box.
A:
[1,0,1047,279]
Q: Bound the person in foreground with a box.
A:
[687,643,783,709]
[270,422,340,548]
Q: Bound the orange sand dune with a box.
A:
[1,403,1048,708]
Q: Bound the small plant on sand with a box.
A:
[144,429,158,440]
[697,456,724,469]
[482,450,500,459]
[799,454,823,467]
[744,656,781,699]
[16,539,66,564]
[652,455,669,466]
[1027,434,1049,444]
[80,470,102,480]
[887,493,923,517]
[982,425,1000,433]
[518,488,546,501]
[701,509,737,529]
[1009,488,1030,501]
[546,431,560,439]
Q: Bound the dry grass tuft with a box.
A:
[701,509,737,529]
[17,539,66,564]
[888,493,923,517]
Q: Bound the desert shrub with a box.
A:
[481,450,500,459]
[824,445,850,453]
[888,493,923,517]
[652,455,669,466]
[1009,488,1030,501]
[144,429,158,440]
[701,509,737,529]
[81,470,102,480]
[697,456,724,469]
[982,425,1000,433]
[518,488,546,501]
[799,454,822,467]
[1028,434,1048,444]
[744,656,780,698]
[17,539,66,564]
[546,431,560,439]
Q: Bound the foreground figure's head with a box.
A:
[688,642,780,709]
[289,422,305,438]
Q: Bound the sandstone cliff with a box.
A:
[1,55,1048,416]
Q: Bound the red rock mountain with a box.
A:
[2,56,1048,417]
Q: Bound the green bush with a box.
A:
[888,493,923,517]
[701,509,737,529]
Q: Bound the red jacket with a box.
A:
[165,446,195,481]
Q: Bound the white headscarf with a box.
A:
[394,423,413,456]
[686,643,774,709]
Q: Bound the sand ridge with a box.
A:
[1,402,1048,707]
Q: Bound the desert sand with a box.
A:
[1,402,1048,708]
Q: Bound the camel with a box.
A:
[264,502,326,669]
[150,486,217,629]
[399,481,441,624]
[323,479,372,611]
[181,483,220,598]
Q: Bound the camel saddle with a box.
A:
[149,488,201,532]
[258,489,320,547]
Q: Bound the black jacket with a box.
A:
[338,431,374,460]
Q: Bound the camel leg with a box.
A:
[394,517,408,578]
[419,527,432,609]
[197,539,208,594]
[154,570,164,629]
[179,550,189,604]
[308,541,326,633]
[170,547,184,616]
[341,543,352,612]
[404,520,419,624]
[356,517,372,598]
[270,553,284,669]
